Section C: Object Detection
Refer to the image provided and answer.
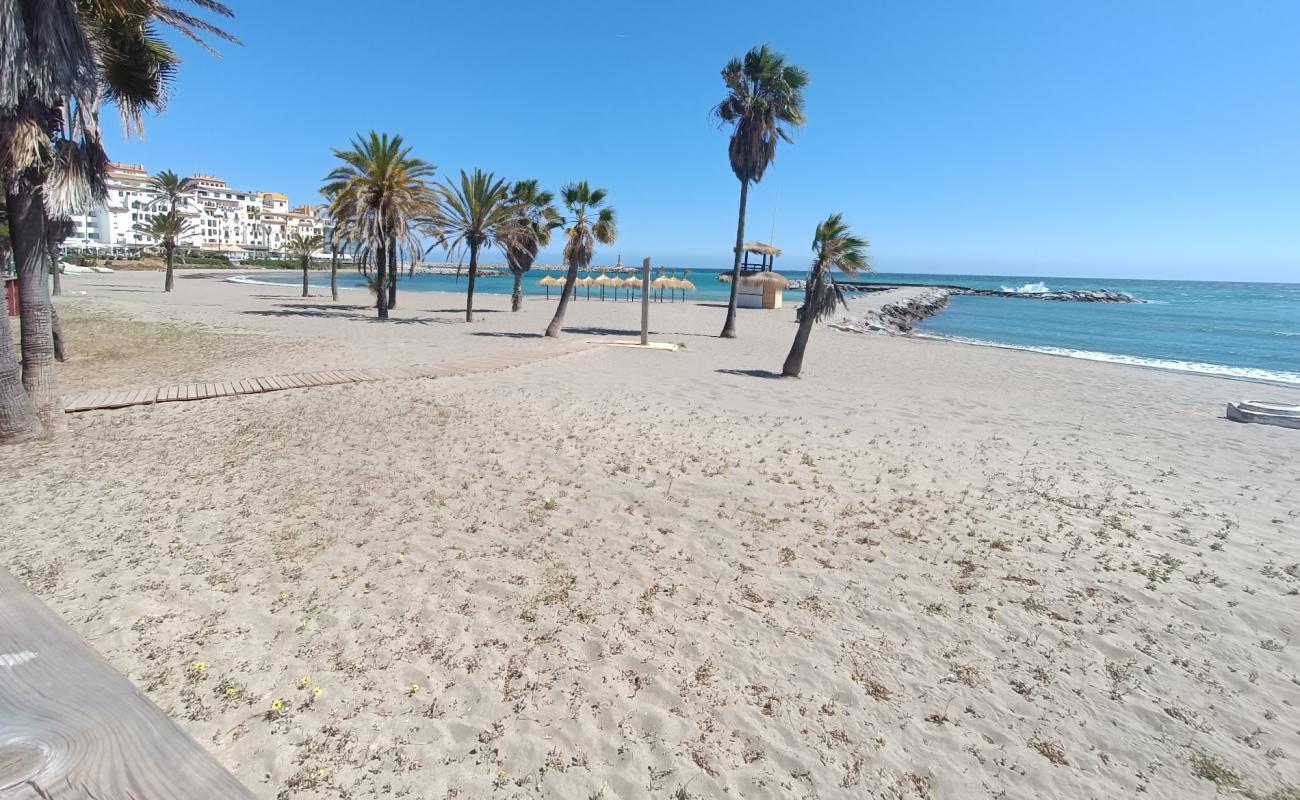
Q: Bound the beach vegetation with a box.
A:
[435,169,514,322]
[500,180,562,312]
[323,132,436,318]
[713,44,808,339]
[544,181,616,338]
[781,213,869,377]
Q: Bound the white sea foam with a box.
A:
[226,275,298,288]
[999,281,1050,294]
[917,334,1300,386]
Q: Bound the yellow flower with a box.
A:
[270,698,284,711]
[312,686,322,697]
[192,661,206,672]
[397,553,405,562]
[317,768,327,778]
[409,683,420,694]
[225,686,236,697]
[300,675,311,687]
[497,769,506,779]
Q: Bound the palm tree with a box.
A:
[149,170,190,215]
[500,180,561,312]
[544,182,616,338]
[323,132,436,319]
[435,169,514,322]
[44,217,74,297]
[713,44,809,339]
[136,210,197,292]
[286,233,324,297]
[781,214,869,378]
[0,0,235,443]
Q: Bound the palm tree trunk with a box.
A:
[330,244,339,302]
[781,265,823,378]
[0,311,41,444]
[164,242,175,292]
[465,241,479,322]
[511,272,523,312]
[49,240,62,297]
[544,257,582,338]
[375,240,389,319]
[8,178,62,435]
[301,254,309,297]
[387,236,398,310]
[720,178,749,339]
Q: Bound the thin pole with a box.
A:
[639,257,650,346]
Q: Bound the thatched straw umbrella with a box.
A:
[593,271,615,301]
[651,272,675,303]
[678,270,696,302]
[537,272,561,299]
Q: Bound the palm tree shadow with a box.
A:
[562,326,642,337]
[715,368,786,380]
[470,331,544,338]
[425,307,505,314]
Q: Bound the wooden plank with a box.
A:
[0,569,255,798]
[256,377,276,392]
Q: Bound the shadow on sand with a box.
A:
[241,308,453,325]
[715,368,786,380]
[470,331,544,339]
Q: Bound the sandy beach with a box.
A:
[4,269,1299,799]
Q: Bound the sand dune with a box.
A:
[3,271,1299,799]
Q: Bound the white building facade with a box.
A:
[64,163,333,259]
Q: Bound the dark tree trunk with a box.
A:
[720,178,749,339]
[511,272,523,312]
[51,307,67,362]
[50,242,61,297]
[387,236,397,310]
[782,264,824,378]
[8,176,61,435]
[330,244,338,302]
[544,257,583,338]
[465,241,479,322]
[375,239,389,319]
[301,254,309,297]
[0,311,41,443]
[164,242,175,292]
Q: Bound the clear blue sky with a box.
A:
[103,0,1300,281]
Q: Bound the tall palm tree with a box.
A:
[713,44,809,339]
[500,179,561,312]
[323,132,435,319]
[286,232,323,297]
[0,0,235,443]
[136,210,196,292]
[781,213,869,378]
[149,170,190,213]
[435,169,513,322]
[544,182,616,338]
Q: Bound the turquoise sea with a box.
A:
[231,269,1300,387]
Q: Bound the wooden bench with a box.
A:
[0,570,253,798]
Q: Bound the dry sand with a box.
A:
[3,269,1300,799]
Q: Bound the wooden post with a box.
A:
[639,257,650,346]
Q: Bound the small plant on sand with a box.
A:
[1029,735,1069,766]
[1191,753,1241,789]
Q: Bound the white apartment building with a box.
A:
[65,162,333,259]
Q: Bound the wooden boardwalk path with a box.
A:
[0,569,254,798]
[63,345,595,414]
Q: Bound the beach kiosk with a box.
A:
[734,241,786,309]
